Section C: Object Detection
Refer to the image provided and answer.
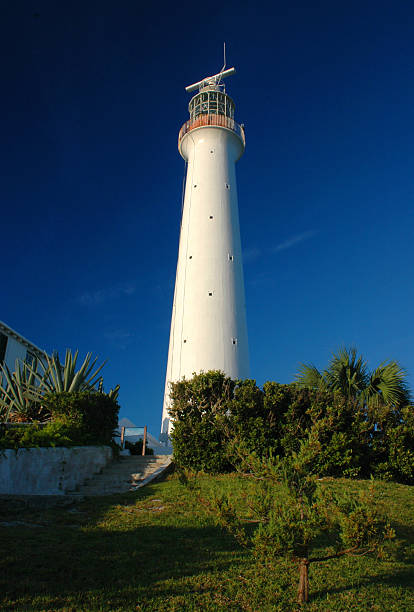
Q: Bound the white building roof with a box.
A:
[0,320,47,358]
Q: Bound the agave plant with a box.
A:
[97,378,120,401]
[31,349,106,394]
[0,359,47,422]
[1,350,120,423]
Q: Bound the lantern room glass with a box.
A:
[189,89,235,121]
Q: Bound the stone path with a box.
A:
[67,455,173,496]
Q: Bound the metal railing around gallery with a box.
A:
[178,113,245,147]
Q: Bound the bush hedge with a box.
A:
[169,371,234,472]
[42,391,119,445]
[169,371,414,483]
[0,391,119,449]
[0,421,79,450]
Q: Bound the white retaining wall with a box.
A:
[0,446,113,495]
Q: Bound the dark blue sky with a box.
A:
[2,1,414,435]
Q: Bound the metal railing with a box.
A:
[178,114,245,147]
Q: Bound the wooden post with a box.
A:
[120,426,125,449]
[142,425,147,456]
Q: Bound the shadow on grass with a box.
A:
[312,567,414,602]
[0,481,245,610]
[389,521,414,564]
[1,477,413,610]
[309,519,414,604]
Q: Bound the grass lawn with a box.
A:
[0,472,413,611]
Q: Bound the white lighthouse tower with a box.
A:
[161,65,249,440]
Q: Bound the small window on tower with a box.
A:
[189,255,193,259]
[209,215,213,219]
[194,184,197,188]
[183,339,187,343]
[208,292,213,296]
[228,254,234,262]
[225,183,230,189]
[232,338,238,345]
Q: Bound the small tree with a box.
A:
[202,443,395,604]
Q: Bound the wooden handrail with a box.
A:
[120,425,148,454]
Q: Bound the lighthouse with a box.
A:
[161,65,249,440]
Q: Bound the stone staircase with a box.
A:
[67,455,172,496]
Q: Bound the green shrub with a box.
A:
[0,390,120,449]
[169,371,414,483]
[373,408,414,483]
[42,391,119,445]
[262,382,313,456]
[0,425,28,449]
[171,418,231,473]
[169,371,234,473]
[0,420,84,449]
[230,379,272,458]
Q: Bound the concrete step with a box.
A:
[119,456,165,460]
[93,464,161,470]
[67,455,173,496]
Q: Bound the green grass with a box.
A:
[1,473,413,611]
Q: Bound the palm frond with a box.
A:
[325,347,369,400]
[295,364,326,390]
[364,361,410,407]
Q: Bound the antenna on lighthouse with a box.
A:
[185,45,236,94]
[217,42,227,90]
